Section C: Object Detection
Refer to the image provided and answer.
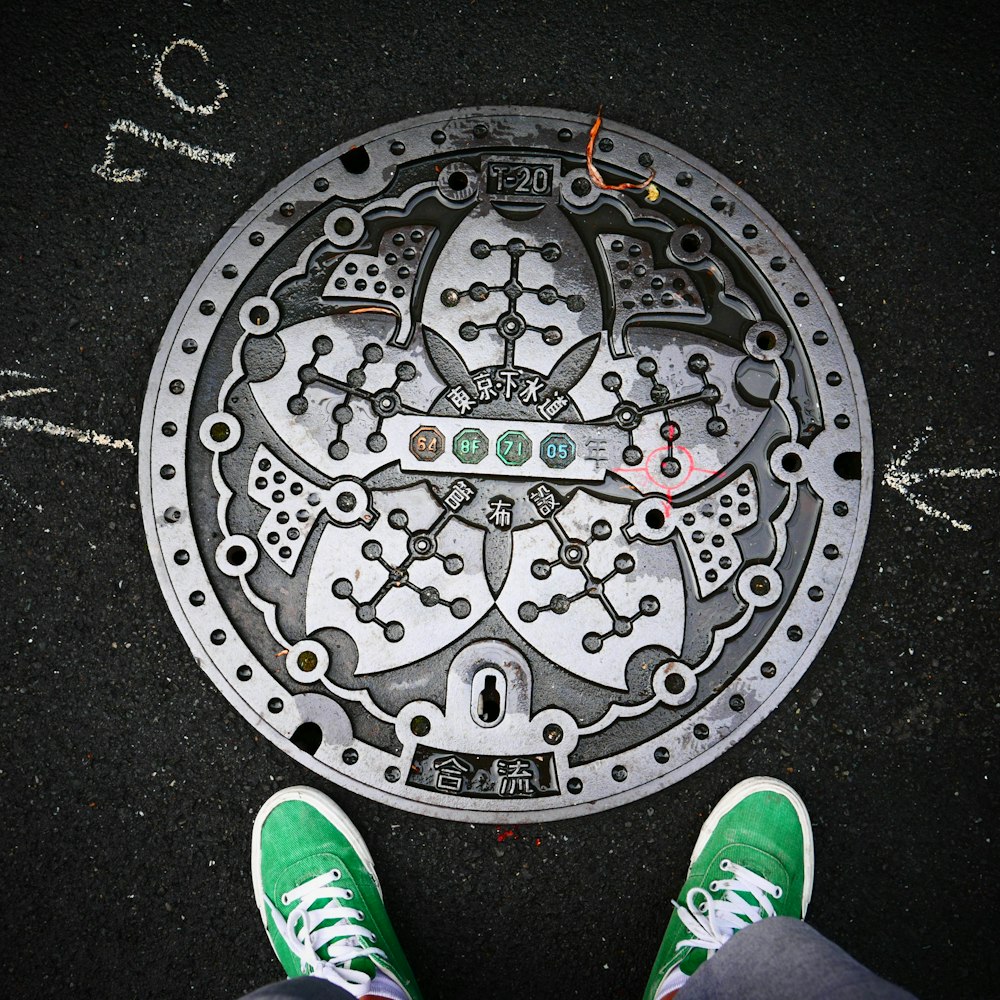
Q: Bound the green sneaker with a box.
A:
[251,786,422,1000]
[642,776,814,1000]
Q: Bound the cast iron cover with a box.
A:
[140,108,872,821]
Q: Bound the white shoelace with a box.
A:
[672,857,783,954]
[265,868,388,996]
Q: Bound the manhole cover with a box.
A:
[141,108,872,821]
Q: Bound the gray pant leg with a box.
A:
[240,975,357,1000]
[680,917,916,999]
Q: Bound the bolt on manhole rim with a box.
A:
[140,107,872,822]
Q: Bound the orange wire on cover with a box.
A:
[586,105,656,192]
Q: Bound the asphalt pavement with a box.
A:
[2,2,997,998]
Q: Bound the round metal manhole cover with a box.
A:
[140,108,872,821]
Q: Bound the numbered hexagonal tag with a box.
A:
[453,427,489,465]
[496,429,532,467]
[540,432,576,470]
[409,425,444,461]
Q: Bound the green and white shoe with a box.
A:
[642,776,814,1000]
[251,786,422,1000]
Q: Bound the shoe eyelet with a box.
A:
[280,893,291,906]
[330,869,342,880]
[356,910,365,921]
[772,886,783,899]
[343,889,354,900]
[719,859,731,871]
[709,881,719,892]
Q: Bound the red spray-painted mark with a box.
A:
[495,828,545,847]
[611,426,721,518]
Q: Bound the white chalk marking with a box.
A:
[0,415,136,455]
[0,474,43,513]
[0,386,54,405]
[920,467,999,481]
[0,369,41,379]
[92,118,236,183]
[883,430,999,533]
[152,38,228,116]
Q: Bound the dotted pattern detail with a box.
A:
[248,445,324,573]
[675,469,758,597]
[598,234,705,357]
[322,226,433,330]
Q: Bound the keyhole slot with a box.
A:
[478,675,500,723]
[471,667,506,728]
